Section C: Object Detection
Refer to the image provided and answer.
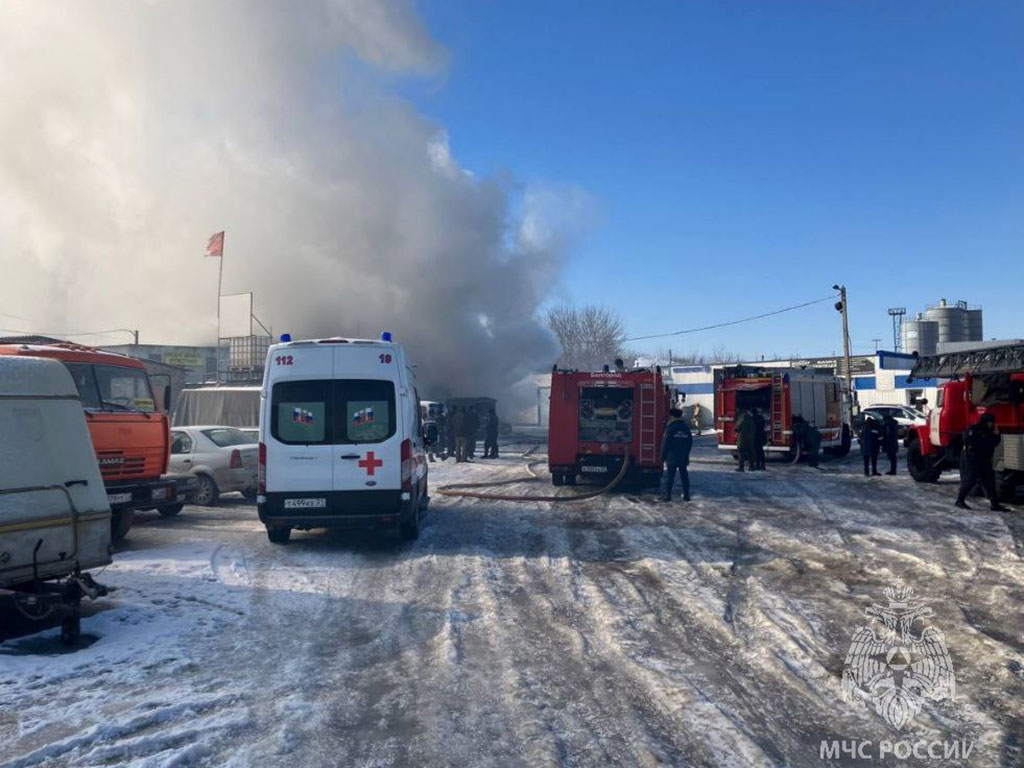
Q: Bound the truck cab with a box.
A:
[0,342,194,540]
[907,344,1024,500]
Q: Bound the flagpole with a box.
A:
[216,233,224,383]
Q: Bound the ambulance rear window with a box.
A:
[271,379,395,445]
[272,380,329,445]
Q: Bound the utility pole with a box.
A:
[872,338,881,352]
[833,284,853,401]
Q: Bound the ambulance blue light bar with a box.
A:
[381,331,393,342]
[280,333,292,342]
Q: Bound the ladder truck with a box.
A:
[906,342,1024,500]
[548,365,671,488]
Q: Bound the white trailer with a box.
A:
[0,356,111,643]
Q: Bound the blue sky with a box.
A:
[407,0,1024,359]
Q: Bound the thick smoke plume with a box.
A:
[0,0,575,408]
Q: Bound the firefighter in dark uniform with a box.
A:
[860,414,882,477]
[752,408,767,471]
[793,416,821,468]
[955,412,1006,511]
[735,409,756,472]
[660,408,693,501]
[483,408,500,458]
[465,408,479,459]
[882,413,900,475]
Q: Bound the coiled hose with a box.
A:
[435,449,632,503]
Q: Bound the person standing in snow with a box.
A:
[955,412,1006,511]
[752,408,767,471]
[465,407,479,460]
[451,406,467,463]
[660,408,693,501]
[735,409,756,472]
[860,414,882,477]
[483,408,500,458]
[882,413,900,475]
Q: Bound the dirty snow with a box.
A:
[2,435,1023,767]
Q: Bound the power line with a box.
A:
[0,327,138,342]
[625,294,839,342]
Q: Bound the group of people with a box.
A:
[858,413,900,476]
[734,408,769,471]
[429,405,500,463]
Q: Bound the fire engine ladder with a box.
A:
[770,374,785,445]
[909,342,1024,380]
[639,381,657,464]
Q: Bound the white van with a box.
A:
[257,334,431,543]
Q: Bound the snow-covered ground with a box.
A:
[2,435,1023,767]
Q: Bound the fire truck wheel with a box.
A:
[832,425,852,458]
[111,509,134,542]
[906,437,941,483]
[552,474,565,487]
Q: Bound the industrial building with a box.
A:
[901,298,984,356]
[101,335,271,386]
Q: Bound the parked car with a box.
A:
[859,404,927,439]
[168,426,258,507]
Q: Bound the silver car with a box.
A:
[169,426,258,505]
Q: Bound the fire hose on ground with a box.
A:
[435,449,633,503]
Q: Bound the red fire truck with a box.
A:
[715,366,852,458]
[548,366,671,487]
[906,342,1024,500]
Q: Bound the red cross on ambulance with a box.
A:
[358,451,383,476]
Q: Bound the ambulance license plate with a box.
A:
[284,498,327,509]
[107,492,132,505]
[580,466,608,473]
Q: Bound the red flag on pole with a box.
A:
[205,231,225,258]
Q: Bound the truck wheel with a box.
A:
[267,526,291,544]
[832,425,852,458]
[400,501,421,541]
[60,615,81,646]
[552,473,565,487]
[157,503,184,517]
[111,509,134,542]
[906,437,941,483]
[195,475,219,506]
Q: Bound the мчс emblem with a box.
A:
[841,582,955,731]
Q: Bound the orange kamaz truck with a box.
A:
[0,342,196,540]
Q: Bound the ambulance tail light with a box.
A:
[230,449,244,469]
[401,438,413,490]
[258,442,266,493]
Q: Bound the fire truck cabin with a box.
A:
[548,367,671,487]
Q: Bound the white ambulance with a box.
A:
[257,333,431,543]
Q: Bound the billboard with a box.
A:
[219,292,252,338]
